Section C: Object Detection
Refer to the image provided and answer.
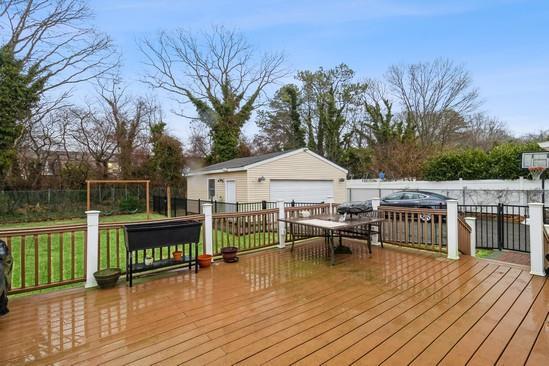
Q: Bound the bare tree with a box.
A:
[15,111,65,187]
[1,0,117,96]
[141,26,285,162]
[96,77,160,178]
[459,113,511,150]
[386,58,479,147]
[187,124,211,159]
[69,105,117,178]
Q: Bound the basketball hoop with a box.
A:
[528,166,546,180]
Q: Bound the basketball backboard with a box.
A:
[522,152,549,168]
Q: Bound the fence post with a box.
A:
[529,203,545,276]
[236,202,239,212]
[262,200,267,210]
[277,200,286,248]
[465,217,477,257]
[166,186,172,218]
[198,199,201,214]
[447,200,459,260]
[371,197,381,245]
[85,210,100,288]
[203,203,214,261]
[497,203,504,250]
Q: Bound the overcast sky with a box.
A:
[90,0,549,141]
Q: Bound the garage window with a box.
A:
[208,179,215,199]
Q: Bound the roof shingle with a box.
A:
[194,150,295,173]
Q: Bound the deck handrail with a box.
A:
[378,206,448,252]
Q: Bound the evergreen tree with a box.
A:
[0,47,44,185]
[255,84,305,152]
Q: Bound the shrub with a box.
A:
[487,142,542,179]
[423,149,489,181]
[423,142,545,181]
[119,197,140,213]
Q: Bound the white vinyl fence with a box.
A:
[347,178,548,206]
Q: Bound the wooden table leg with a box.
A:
[330,230,335,265]
[379,222,384,248]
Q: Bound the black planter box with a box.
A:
[124,220,202,286]
[124,220,202,251]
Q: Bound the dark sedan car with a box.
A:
[380,191,450,209]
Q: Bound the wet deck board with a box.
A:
[0,239,547,365]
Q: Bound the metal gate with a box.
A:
[458,204,530,252]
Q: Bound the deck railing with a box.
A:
[0,224,87,294]
[3,202,504,294]
[379,206,448,252]
[0,214,205,294]
[211,209,279,255]
[458,217,472,255]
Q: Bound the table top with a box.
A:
[279,214,383,230]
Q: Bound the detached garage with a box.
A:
[186,148,347,203]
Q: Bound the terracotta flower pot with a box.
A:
[172,250,183,262]
[221,247,238,263]
[197,254,212,268]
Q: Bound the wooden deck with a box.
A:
[1,239,548,365]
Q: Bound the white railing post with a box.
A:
[327,196,334,215]
[446,200,459,260]
[202,203,213,261]
[528,203,545,276]
[465,217,477,257]
[85,210,100,288]
[371,197,381,211]
[277,200,286,248]
[371,198,381,245]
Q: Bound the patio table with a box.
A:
[279,213,384,265]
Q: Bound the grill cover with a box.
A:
[337,201,372,215]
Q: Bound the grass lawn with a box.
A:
[0,212,167,230]
[2,213,279,294]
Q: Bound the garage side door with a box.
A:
[269,180,333,203]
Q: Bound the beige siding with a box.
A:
[247,151,346,203]
[186,174,208,200]
[186,171,248,202]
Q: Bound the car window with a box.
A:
[402,193,420,199]
[384,193,403,200]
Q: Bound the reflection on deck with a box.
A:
[1,239,547,365]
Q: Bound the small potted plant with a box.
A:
[221,247,238,263]
[94,268,121,289]
[144,255,153,266]
[172,250,183,262]
[197,254,213,268]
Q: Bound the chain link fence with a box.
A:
[0,186,150,223]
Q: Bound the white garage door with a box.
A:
[269,180,333,203]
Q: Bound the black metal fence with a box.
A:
[458,204,530,252]
[152,196,322,217]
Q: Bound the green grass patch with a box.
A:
[0,212,167,230]
[475,248,493,258]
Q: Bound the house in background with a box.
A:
[186,148,347,203]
